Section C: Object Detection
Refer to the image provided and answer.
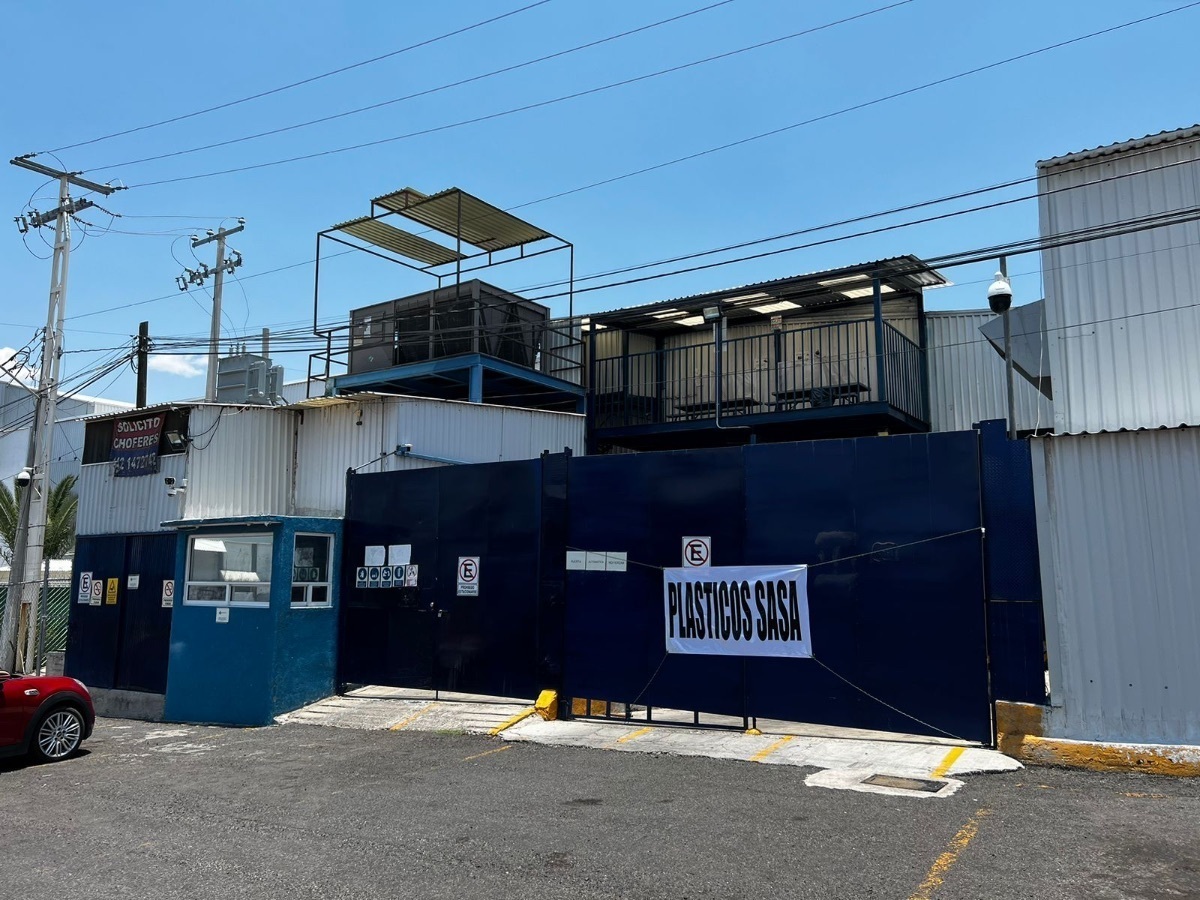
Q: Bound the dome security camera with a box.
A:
[14,468,32,487]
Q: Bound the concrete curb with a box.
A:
[997,701,1200,777]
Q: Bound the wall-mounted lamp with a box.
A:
[164,430,189,452]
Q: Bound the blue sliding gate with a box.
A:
[338,429,1036,744]
[564,432,994,744]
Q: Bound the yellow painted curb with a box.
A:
[389,703,437,731]
[996,701,1200,776]
[616,726,653,744]
[534,689,558,721]
[1005,734,1200,777]
[930,746,966,780]
[488,707,536,737]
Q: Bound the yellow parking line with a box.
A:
[908,809,990,900]
[931,746,965,780]
[749,735,794,762]
[616,726,653,744]
[488,707,536,736]
[389,703,438,731]
[464,745,513,762]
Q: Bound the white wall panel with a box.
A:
[1034,429,1200,743]
[926,310,1054,433]
[182,406,295,520]
[1039,131,1200,433]
[77,454,188,536]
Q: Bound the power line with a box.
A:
[123,1,919,188]
[39,0,558,154]
[91,0,743,170]
[122,2,1199,190]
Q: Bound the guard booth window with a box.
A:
[184,534,272,605]
[291,534,332,608]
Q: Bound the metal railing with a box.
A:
[592,318,928,429]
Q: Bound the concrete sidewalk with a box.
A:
[276,686,533,735]
[281,687,1021,798]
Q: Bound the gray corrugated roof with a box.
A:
[1037,125,1200,169]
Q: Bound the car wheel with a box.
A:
[32,706,84,763]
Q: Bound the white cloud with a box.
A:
[148,354,208,378]
[0,348,37,386]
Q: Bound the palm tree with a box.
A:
[0,474,79,565]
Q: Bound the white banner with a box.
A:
[664,565,811,658]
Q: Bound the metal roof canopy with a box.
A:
[588,255,947,333]
[373,187,553,253]
[333,216,466,267]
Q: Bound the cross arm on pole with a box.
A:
[9,156,120,196]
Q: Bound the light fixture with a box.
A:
[164,430,189,452]
[675,315,707,327]
[750,300,801,314]
[838,284,896,300]
[701,305,722,323]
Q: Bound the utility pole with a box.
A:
[176,221,244,401]
[136,321,150,408]
[1,156,119,673]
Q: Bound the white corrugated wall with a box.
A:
[926,310,1054,432]
[293,397,585,517]
[77,454,188,535]
[1038,133,1200,433]
[1033,428,1200,744]
[182,406,295,519]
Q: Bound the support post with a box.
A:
[469,364,483,403]
[205,231,228,401]
[136,321,149,408]
[872,277,887,406]
[1000,256,1016,440]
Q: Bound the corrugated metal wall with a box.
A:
[293,397,586,517]
[926,310,1054,433]
[77,453,188,536]
[1033,428,1200,743]
[183,406,295,520]
[1039,134,1200,433]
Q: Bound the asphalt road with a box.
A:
[3,718,1199,899]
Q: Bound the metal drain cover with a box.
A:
[862,774,944,793]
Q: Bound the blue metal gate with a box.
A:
[66,533,178,693]
[340,455,566,700]
[564,432,994,743]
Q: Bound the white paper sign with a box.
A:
[78,572,93,603]
[681,536,712,568]
[585,551,607,571]
[664,565,811,658]
[457,557,480,596]
[162,580,175,608]
[604,552,627,573]
[565,551,587,571]
[388,544,412,566]
[90,580,103,606]
[364,545,386,567]
[404,564,419,587]
[215,607,230,623]
[127,574,140,590]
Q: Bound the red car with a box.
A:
[0,670,95,763]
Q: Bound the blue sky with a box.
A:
[2,0,1197,404]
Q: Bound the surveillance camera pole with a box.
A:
[1,157,119,672]
[1000,257,1016,440]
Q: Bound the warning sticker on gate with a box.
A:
[355,567,368,588]
[161,580,175,608]
[78,572,93,603]
[457,557,480,596]
[664,564,811,658]
[90,580,103,606]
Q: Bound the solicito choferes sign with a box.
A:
[111,413,164,477]
[664,565,811,658]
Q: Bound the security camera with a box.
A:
[237,217,245,225]
[164,476,176,487]
[400,443,413,453]
[14,468,32,487]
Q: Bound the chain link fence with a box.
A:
[0,581,73,663]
